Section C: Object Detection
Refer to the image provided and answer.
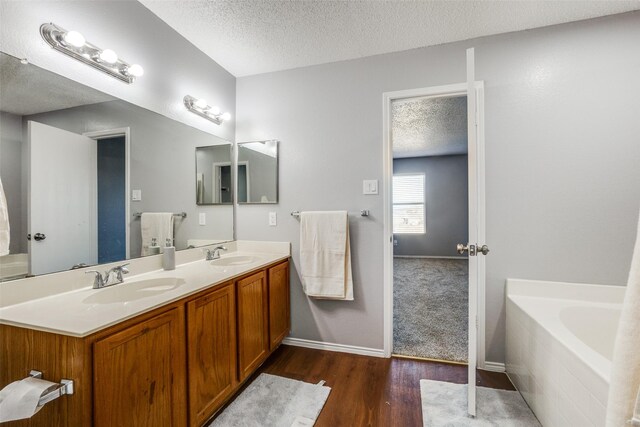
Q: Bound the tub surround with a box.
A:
[0,240,290,336]
[506,279,624,427]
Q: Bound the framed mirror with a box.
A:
[237,140,279,204]
[0,52,234,282]
[195,145,233,205]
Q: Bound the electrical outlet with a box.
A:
[269,212,277,226]
[199,212,206,225]
[132,189,142,201]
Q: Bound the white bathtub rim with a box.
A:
[507,293,618,384]
[506,278,625,303]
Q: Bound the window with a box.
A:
[393,174,425,234]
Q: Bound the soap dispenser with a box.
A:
[163,238,175,270]
[148,237,160,255]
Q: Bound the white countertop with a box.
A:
[0,242,290,337]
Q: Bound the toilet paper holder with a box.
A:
[28,370,74,407]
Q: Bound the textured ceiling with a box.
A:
[393,96,467,158]
[140,1,640,76]
[0,53,115,116]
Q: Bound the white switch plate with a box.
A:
[363,180,378,195]
[199,212,206,225]
[132,189,142,201]
[269,212,277,226]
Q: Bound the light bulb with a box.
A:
[126,64,144,77]
[209,106,221,115]
[221,112,231,121]
[99,49,118,64]
[63,31,85,48]
[194,98,208,109]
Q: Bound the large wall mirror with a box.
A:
[237,140,279,204]
[0,52,234,281]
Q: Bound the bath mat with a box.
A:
[394,258,468,362]
[420,380,540,426]
[209,373,331,426]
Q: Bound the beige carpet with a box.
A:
[421,380,541,426]
[393,258,468,362]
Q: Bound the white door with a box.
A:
[464,47,489,417]
[28,121,97,275]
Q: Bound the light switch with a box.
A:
[199,212,206,225]
[363,180,378,195]
[269,212,277,226]
[132,189,142,201]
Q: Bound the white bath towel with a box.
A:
[140,213,174,256]
[606,210,640,427]
[299,211,353,300]
[0,178,10,256]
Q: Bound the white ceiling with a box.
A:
[140,0,640,77]
[392,95,467,158]
[0,53,115,116]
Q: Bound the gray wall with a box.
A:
[0,0,235,142]
[26,100,233,257]
[0,112,24,254]
[236,12,640,363]
[393,155,468,257]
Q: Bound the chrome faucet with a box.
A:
[85,263,130,289]
[204,246,227,261]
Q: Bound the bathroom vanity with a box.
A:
[0,242,290,427]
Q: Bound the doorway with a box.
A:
[383,82,485,368]
[390,94,469,363]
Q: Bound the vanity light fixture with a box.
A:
[183,95,231,125]
[40,23,144,84]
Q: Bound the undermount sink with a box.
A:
[83,277,186,304]
[210,255,260,266]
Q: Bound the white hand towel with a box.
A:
[0,178,10,256]
[299,211,353,300]
[606,210,640,427]
[140,213,174,257]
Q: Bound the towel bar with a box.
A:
[28,370,74,407]
[133,212,187,219]
[291,210,370,218]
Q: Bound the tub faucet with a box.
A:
[85,263,129,289]
[204,246,228,261]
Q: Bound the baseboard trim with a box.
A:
[393,255,467,260]
[482,361,506,372]
[282,337,386,358]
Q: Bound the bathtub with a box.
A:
[0,253,28,281]
[506,279,625,427]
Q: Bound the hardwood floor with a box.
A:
[217,344,514,427]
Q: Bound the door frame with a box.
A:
[83,128,131,260]
[381,83,486,367]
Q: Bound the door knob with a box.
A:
[457,243,476,256]
[33,233,46,241]
[478,245,490,255]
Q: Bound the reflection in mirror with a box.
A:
[196,145,233,205]
[237,140,279,204]
[0,52,234,282]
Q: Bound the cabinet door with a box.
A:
[93,307,187,427]
[268,260,290,350]
[236,271,269,381]
[187,283,236,426]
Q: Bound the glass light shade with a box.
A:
[99,49,118,64]
[221,112,231,121]
[209,106,221,115]
[63,31,85,48]
[127,64,144,77]
[194,98,208,109]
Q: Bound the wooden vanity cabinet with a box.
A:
[236,271,269,382]
[0,258,290,427]
[93,307,187,427]
[186,282,237,427]
[268,261,290,350]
